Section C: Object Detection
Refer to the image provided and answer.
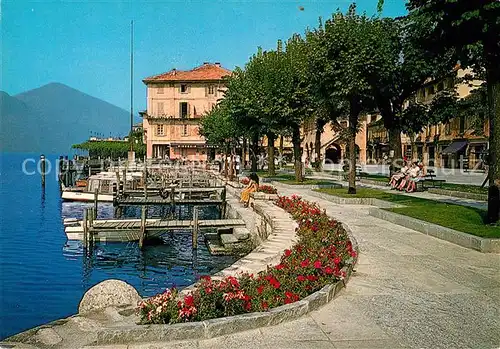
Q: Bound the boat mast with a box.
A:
[130,20,134,151]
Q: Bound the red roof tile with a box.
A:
[143,63,231,83]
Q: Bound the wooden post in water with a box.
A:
[88,208,94,247]
[122,168,127,193]
[139,205,147,248]
[192,206,199,249]
[221,187,227,219]
[93,188,99,219]
[83,208,88,248]
[40,155,46,187]
[143,156,148,199]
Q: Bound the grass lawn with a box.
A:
[439,183,488,195]
[316,187,500,238]
[262,173,338,186]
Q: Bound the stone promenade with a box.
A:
[76,186,500,349]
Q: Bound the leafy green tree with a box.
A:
[199,102,242,178]
[364,15,456,172]
[222,67,265,173]
[405,0,500,220]
[307,5,376,193]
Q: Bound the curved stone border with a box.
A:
[428,188,487,202]
[271,181,342,190]
[369,207,500,253]
[92,205,360,345]
[95,259,357,345]
[308,189,401,209]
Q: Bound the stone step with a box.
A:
[220,233,239,245]
[233,227,250,241]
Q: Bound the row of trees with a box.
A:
[200,1,499,199]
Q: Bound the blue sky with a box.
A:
[2,0,406,114]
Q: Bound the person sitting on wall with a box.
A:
[389,162,409,189]
[405,162,423,193]
[240,173,259,207]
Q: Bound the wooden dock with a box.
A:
[115,198,223,206]
[65,217,245,242]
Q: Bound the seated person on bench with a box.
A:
[240,173,259,207]
[390,162,409,189]
[405,162,423,193]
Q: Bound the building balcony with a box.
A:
[146,116,200,125]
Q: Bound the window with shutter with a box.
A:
[180,102,188,118]
[157,102,164,116]
[180,84,188,93]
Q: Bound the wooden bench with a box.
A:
[343,165,364,180]
[415,170,446,191]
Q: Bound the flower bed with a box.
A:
[257,184,278,194]
[240,177,278,194]
[138,195,357,324]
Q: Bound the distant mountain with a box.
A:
[0,83,130,153]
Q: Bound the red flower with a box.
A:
[300,259,310,268]
[324,266,334,275]
[257,285,264,294]
[297,275,306,282]
[350,251,357,258]
[275,264,285,270]
[261,301,269,310]
[284,249,292,257]
[184,294,194,307]
[307,275,318,282]
[269,277,281,289]
[313,260,322,269]
[333,257,341,265]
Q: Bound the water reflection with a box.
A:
[60,202,236,297]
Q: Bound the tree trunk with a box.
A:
[388,126,403,175]
[279,135,284,159]
[292,126,303,182]
[314,119,325,172]
[347,99,360,194]
[267,133,276,176]
[410,134,417,161]
[242,138,247,170]
[250,135,259,173]
[486,59,500,223]
[224,148,229,178]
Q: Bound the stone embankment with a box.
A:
[3,175,357,349]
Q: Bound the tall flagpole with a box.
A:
[130,20,134,150]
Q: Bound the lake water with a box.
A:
[0,153,237,339]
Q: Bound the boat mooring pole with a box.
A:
[93,188,98,219]
[83,208,88,248]
[40,154,46,187]
[192,206,199,249]
[139,205,146,249]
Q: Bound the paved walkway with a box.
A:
[323,164,488,186]
[82,186,499,349]
[310,174,488,210]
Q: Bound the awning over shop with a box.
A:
[441,141,467,154]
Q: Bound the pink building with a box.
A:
[141,63,231,160]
